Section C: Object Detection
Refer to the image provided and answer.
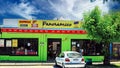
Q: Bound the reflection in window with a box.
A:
[11,38,38,56]
[71,39,103,56]
[67,53,82,58]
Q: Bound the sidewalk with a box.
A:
[0,62,55,66]
[0,61,120,66]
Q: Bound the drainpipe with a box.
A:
[109,43,112,60]
[0,27,2,38]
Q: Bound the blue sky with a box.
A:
[0,0,120,25]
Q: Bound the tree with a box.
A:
[83,6,120,65]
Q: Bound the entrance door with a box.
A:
[47,38,61,62]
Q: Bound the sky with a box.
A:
[0,0,120,25]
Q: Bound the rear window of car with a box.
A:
[67,52,82,58]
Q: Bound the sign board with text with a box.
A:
[18,20,82,28]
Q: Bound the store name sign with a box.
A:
[43,21,72,26]
[42,20,81,28]
[18,20,82,28]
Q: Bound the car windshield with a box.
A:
[67,52,82,58]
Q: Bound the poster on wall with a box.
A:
[6,40,12,47]
[12,39,18,47]
[0,39,4,47]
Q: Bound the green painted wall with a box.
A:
[0,32,104,62]
[84,56,104,62]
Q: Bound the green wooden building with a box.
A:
[0,20,104,62]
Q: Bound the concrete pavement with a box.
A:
[0,66,53,68]
[0,63,59,68]
[0,62,55,66]
[0,61,119,66]
[0,62,120,68]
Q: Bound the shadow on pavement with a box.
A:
[85,64,119,68]
[53,65,62,68]
[90,64,118,68]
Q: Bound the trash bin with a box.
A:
[86,58,92,65]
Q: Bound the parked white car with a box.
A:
[55,51,86,68]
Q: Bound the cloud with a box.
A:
[0,0,110,21]
[10,0,43,19]
[48,0,109,20]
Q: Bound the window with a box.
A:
[59,53,64,58]
[0,38,38,56]
[67,53,82,58]
[71,39,103,56]
[0,39,12,55]
[11,38,38,56]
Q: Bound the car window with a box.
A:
[59,53,64,58]
[67,53,82,58]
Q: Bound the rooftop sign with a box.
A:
[18,20,82,28]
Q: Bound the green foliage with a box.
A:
[83,6,120,43]
[111,12,120,38]
[83,6,101,41]
[83,7,120,64]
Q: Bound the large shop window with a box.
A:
[71,39,103,56]
[0,38,38,56]
[12,38,38,56]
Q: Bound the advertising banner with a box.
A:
[18,20,40,28]
[12,39,18,47]
[18,20,82,28]
[0,39,4,47]
[6,40,12,47]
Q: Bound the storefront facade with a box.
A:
[0,19,104,62]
